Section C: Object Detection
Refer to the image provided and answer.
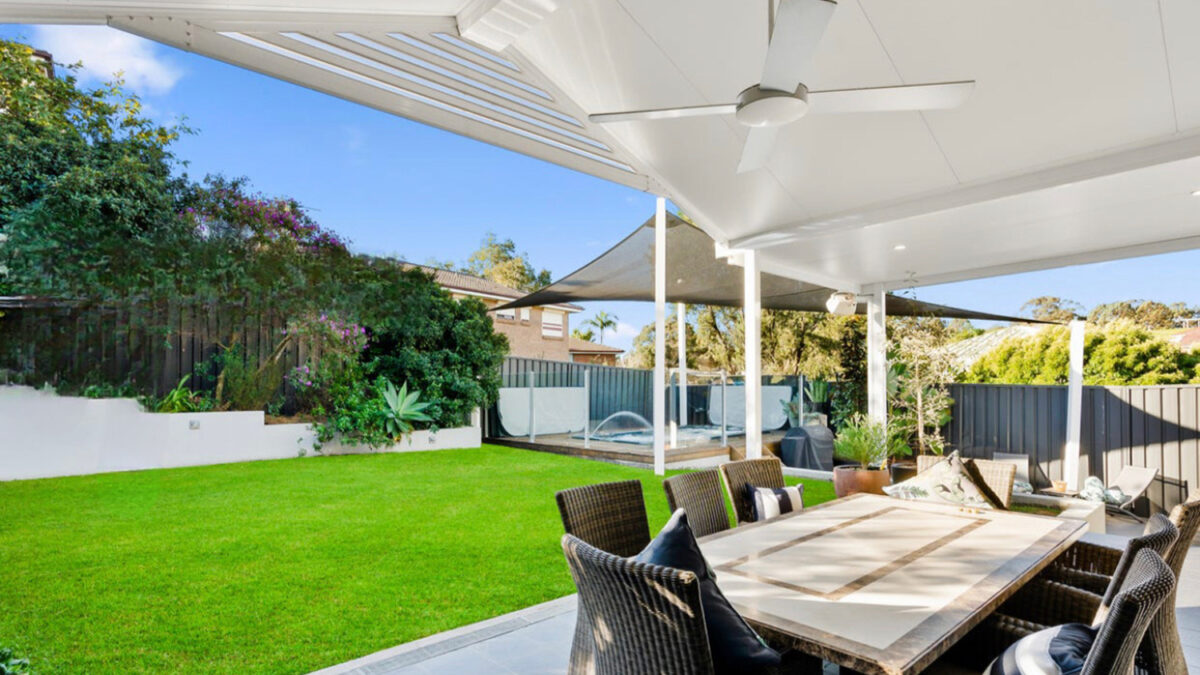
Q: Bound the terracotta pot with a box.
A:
[833,465,891,498]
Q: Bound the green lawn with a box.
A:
[0,444,834,674]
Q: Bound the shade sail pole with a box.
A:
[867,291,887,426]
[744,250,763,459]
[1065,319,1085,490]
[653,197,667,476]
[677,302,688,433]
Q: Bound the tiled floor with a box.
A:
[311,516,1200,675]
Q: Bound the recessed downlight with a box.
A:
[893,244,907,251]
[1192,189,1200,197]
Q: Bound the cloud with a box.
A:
[611,321,641,339]
[34,25,182,95]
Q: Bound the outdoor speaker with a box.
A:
[825,292,858,316]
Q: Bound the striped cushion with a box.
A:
[748,484,804,522]
[985,623,1095,675]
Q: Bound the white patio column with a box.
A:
[677,302,688,432]
[1064,319,1086,490]
[866,291,888,425]
[653,197,667,476]
[744,250,763,458]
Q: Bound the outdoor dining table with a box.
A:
[697,493,1087,675]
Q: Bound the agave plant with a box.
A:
[805,379,830,404]
[381,380,433,441]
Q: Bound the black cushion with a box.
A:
[746,483,805,521]
[634,509,781,672]
[985,623,1096,675]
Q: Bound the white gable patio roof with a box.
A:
[7,0,1200,294]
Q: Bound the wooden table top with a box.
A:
[698,493,1087,675]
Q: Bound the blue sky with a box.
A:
[5,24,1199,352]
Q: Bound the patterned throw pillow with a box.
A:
[985,623,1095,675]
[883,451,995,509]
[747,484,805,522]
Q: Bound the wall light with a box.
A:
[826,291,858,316]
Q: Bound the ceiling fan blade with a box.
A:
[589,103,737,124]
[737,126,781,173]
[808,80,975,114]
[760,0,836,93]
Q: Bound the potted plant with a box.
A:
[805,379,831,420]
[832,414,895,497]
[782,393,802,427]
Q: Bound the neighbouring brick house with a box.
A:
[567,337,623,365]
[413,265,595,362]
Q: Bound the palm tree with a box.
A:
[586,311,618,345]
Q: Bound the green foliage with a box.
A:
[79,381,139,399]
[1088,299,1196,330]
[152,375,213,413]
[571,327,595,342]
[1020,296,1083,323]
[889,319,956,455]
[585,310,619,345]
[215,342,287,412]
[964,323,1197,385]
[381,380,433,440]
[0,647,29,675]
[833,414,902,469]
[460,232,551,292]
[364,290,507,429]
[805,378,830,404]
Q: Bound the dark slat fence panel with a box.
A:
[946,383,1198,512]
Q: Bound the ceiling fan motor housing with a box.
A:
[735,84,810,127]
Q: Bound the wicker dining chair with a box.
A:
[1136,493,1200,675]
[556,480,652,675]
[719,457,786,525]
[663,470,731,538]
[561,534,816,675]
[916,454,1017,509]
[987,549,1175,675]
[562,533,714,674]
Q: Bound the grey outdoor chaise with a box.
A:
[555,480,651,675]
[1106,465,1161,522]
[663,470,731,538]
[719,457,786,525]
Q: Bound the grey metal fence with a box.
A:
[946,383,1198,511]
[489,357,798,438]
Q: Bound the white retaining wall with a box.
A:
[0,386,481,481]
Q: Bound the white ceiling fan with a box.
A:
[588,0,975,174]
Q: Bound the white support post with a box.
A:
[744,250,763,459]
[866,291,888,426]
[582,369,591,450]
[1065,319,1086,490]
[677,302,688,432]
[653,197,667,476]
[528,369,537,443]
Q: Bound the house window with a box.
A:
[542,309,564,338]
[495,306,516,321]
[520,308,530,323]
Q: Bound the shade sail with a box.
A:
[497,213,1049,324]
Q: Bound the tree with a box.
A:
[460,232,551,292]
[586,310,619,345]
[1088,299,1196,330]
[1020,296,1083,323]
[963,322,1197,385]
[571,327,595,342]
[889,319,956,455]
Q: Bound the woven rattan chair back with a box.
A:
[556,481,652,674]
[916,455,1017,509]
[1138,492,1200,675]
[663,470,731,539]
[1099,513,1177,612]
[1081,549,1175,675]
[556,480,650,557]
[719,458,785,525]
[562,534,714,675]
